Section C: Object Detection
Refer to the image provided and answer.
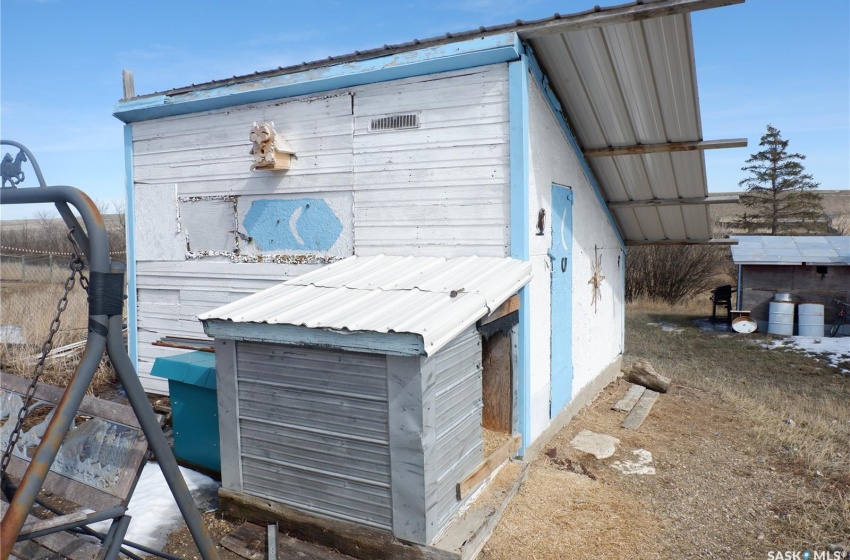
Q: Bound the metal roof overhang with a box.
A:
[200,255,533,357]
[115,0,746,246]
[519,0,744,245]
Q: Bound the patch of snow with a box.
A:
[761,336,850,374]
[569,430,620,459]
[647,322,684,334]
[87,461,219,552]
[611,449,656,475]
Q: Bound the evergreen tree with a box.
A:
[737,124,825,234]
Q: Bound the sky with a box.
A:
[1,0,848,220]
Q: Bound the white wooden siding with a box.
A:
[353,66,510,257]
[135,261,319,391]
[130,66,511,392]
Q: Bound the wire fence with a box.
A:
[1,253,73,284]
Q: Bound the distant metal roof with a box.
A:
[199,255,532,355]
[730,236,850,266]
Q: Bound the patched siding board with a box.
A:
[235,342,393,531]
[352,65,510,258]
[135,261,317,387]
[134,184,184,261]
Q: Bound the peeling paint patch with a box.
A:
[185,250,340,265]
[243,198,343,252]
[177,195,237,202]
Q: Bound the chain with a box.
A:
[0,230,88,476]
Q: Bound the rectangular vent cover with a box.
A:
[369,114,419,132]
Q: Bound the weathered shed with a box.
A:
[199,255,531,543]
[113,0,744,547]
[731,235,850,333]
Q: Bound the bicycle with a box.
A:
[829,299,849,337]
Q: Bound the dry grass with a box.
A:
[483,467,662,559]
[626,301,850,547]
[0,281,116,394]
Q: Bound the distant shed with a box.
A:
[200,255,531,544]
[731,236,850,333]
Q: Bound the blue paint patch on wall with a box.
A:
[243,198,342,252]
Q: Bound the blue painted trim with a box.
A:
[114,34,522,123]
[524,46,626,252]
[203,321,424,357]
[508,56,531,457]
[123,125,139,368]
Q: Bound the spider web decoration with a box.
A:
[588,245,605,312]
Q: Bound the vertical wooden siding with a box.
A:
[421,327,483,537]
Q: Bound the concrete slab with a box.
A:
[611,449,656,475]
[569,429,620,459]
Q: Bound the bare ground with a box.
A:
[483,305,849,560]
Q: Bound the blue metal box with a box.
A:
[151,351,220,473]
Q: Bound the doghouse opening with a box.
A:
[478,294,519,459]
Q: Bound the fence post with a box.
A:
[49,254,54,283]
[21,255,26,282]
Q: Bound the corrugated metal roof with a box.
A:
[526,12,714,243]
[123,0,740,244]
[199,255,532,355]
[730,236,850,265]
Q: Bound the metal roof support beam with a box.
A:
[584,138,747,158]
[627,238,739,246]
[609,195,739,208]
[519,0,745,38]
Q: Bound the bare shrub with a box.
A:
[626,245,732,304]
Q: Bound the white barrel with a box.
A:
[797,303,825,337]
[768,302,795,336]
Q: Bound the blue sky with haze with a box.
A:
[1,0,847,220]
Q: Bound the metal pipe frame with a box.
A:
[0,181,218,560]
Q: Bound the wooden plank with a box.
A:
[479,295,519,326]
[218,489,459,560]
[0,372,141,429]
[1,371,150,509]
[221,523,264,560]
[607,195,740,209]
[481,331,512,432]
[20,511,88,536]
[621,390,660,431]
[612,384,646,413]
[121,70,135,100]
[456,434,521,501]
[2,501,102,560]
[222,522,357,560]
[584,138,747,158]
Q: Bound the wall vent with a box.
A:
[369,113,419,132]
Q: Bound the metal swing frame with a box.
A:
[0,140,218,560]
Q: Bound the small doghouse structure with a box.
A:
[731,236,850,333]
[199,255,531,544]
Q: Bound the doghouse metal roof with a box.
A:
[199,255,532,355]
[115,0,743,245]
[731,236,850,266]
